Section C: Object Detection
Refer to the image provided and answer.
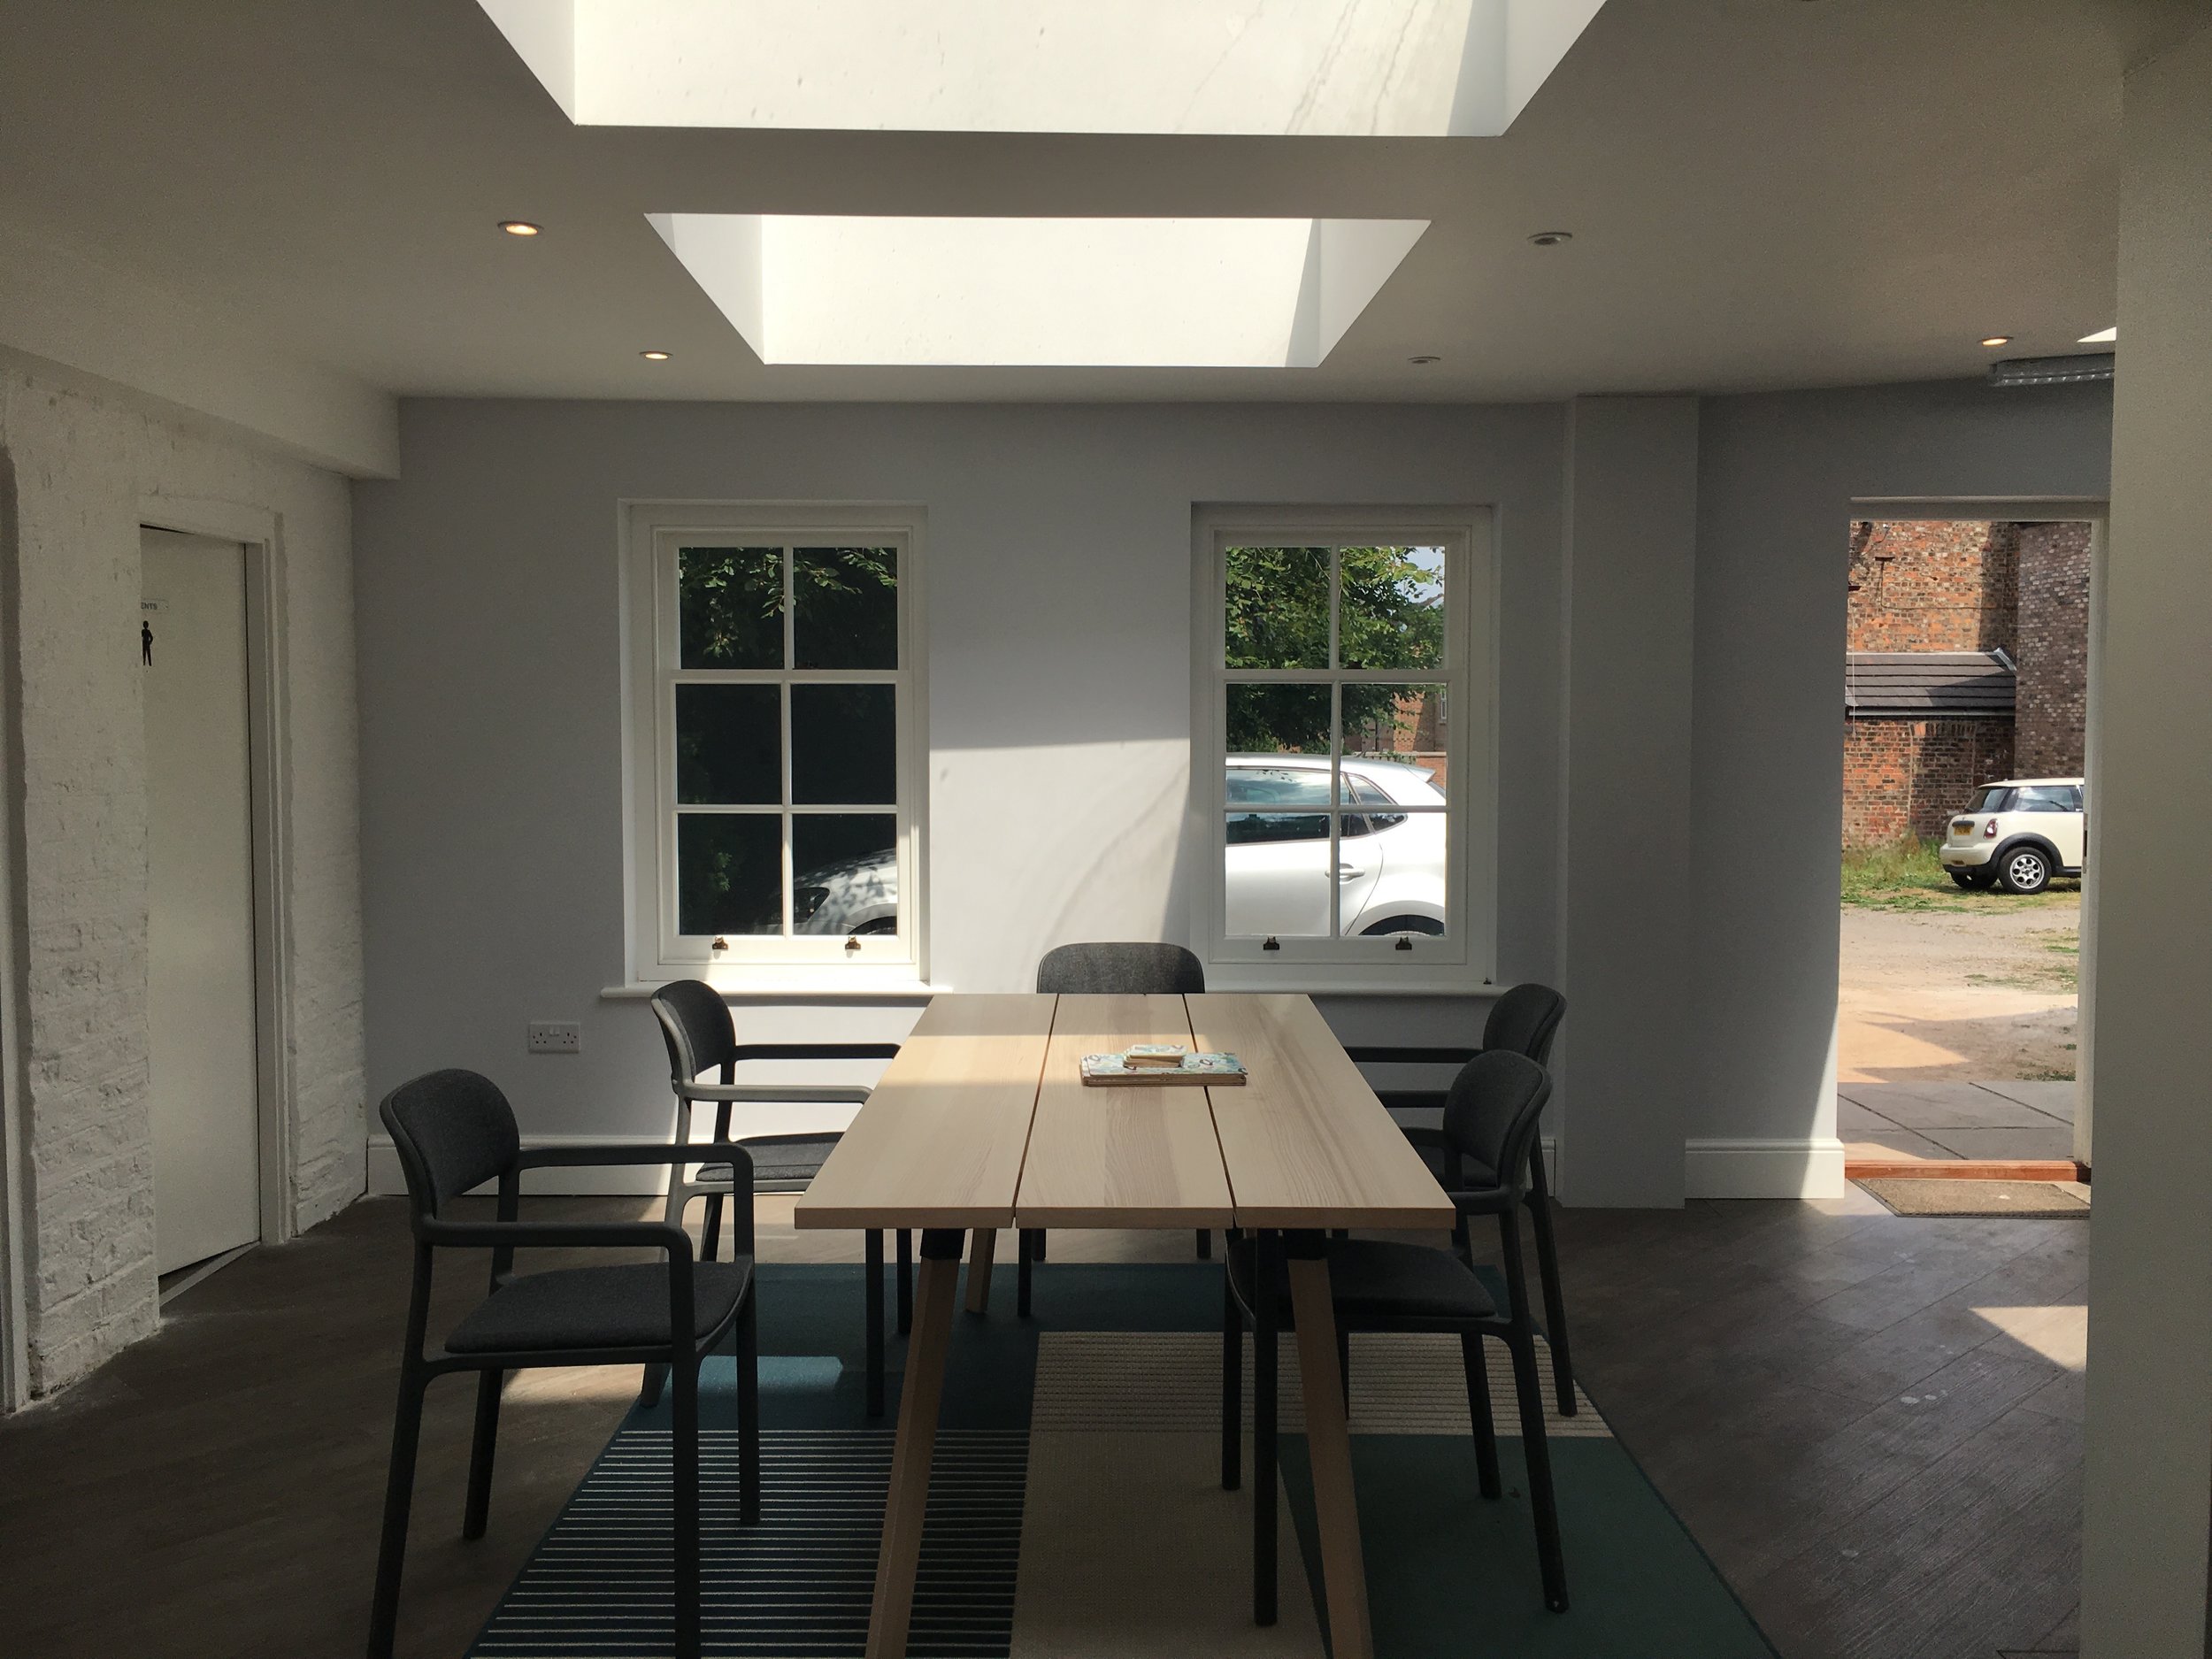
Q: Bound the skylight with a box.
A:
[480,0,1606,137]
[648,215,1430,368]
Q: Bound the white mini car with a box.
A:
[1939,777,2085,895]
[783,754,1450,937]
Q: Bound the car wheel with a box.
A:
[1948,869,1994,890]
[1359,915,1445,936]
[1997,846,2052,895]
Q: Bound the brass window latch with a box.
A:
[845,934,862,953]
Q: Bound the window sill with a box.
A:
[601,976,947,1002]
[1203,978,1498,997]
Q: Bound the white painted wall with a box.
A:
[2079,20,2212,1656]
[352,400,1567,1174]
[0,352,367,1396]
[1688,378,2112,1199]
[351,388,2113,1206]
[1557,396,1701,1206]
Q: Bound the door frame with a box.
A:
[0,448,28,1409]
[139,497,298,1252]
[1851,495,2108,1169]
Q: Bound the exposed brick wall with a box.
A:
[2015,522,2092,777]
[1847,519,2018,653]
[0,362,365,1399]
[1844,717,2016,845]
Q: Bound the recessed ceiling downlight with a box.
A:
[1409,355,1441,365]
[499,220,542,236]
[640,349,672,361]
[1528,231,1572,247]
[1980,335,2012,348]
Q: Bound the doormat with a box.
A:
[1856,1178,2088,1218]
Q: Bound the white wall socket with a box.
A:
[526,1020,581,1055]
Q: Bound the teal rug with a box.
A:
[469,1263,1776,1658]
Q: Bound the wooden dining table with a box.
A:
[795,991,1456,1659]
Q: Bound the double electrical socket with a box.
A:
[526,1020,581,1055]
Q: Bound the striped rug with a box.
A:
[469,1262,1777,1658]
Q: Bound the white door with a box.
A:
[142,529,261,1273]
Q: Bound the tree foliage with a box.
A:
[1223,545,1443,752]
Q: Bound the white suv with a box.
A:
[1939,777,2085,894]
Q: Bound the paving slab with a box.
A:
[1838,1080,2063,1130]
[1974,1079,2078,1123]
[1922,1125,2078,1161]
[1844,1129,1962,1163]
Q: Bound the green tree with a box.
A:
[1223,545,1443,751]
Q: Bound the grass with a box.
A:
[1840,836,2081,913]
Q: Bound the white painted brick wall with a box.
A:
[0,359,367,1397]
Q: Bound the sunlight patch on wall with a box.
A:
[647,215,1429,368]
[479,0,1608,137]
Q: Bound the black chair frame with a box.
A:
[649,980,910,1412]
[1343,986,1575,1415]
[371,1117,760,1659]
[1218,1056,1569,1619]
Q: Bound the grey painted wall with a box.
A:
[352,400,1566,1156]
[1690,378,2113,1190]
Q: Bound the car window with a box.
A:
[1967,786,2017,813]
[2014,785,2079,813]
[1225,765,1331,810]
[1226,811,1330,846]
[1345,773,1407,833]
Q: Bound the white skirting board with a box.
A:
[1683,1137,1847,1200]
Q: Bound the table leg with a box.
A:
[964,1226,997,1314]
[866,1228,964,1659]
[1286,1235,1374,1659]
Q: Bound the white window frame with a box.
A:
[623,502,928,990]
[1191,505,1497,992]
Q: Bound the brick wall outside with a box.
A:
[1847,519,2017,653]
[2015,522,2092,777]
[1844,717,2016,845]
[0,362,365,1398]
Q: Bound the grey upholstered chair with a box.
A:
[649,979,905,1414]
[371,1068,758,1659]
[1221,1050,1568,1620]
[1030,942,1212,1302]
[1344,982,1575,1413]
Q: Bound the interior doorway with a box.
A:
[1837,503,2104,1180]
[141,527,262,1277]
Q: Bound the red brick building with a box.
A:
[1843,520,2090,847]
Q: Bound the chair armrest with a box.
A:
[421,1218,695,1255]
[1341,1045,1480,1066]
[516,1141,756,1170]
[731,1043,901,1063]
[678,1082,872,1105]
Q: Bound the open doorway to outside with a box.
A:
[1839,514,2097,1182]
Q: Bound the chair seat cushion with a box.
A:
[447,1259,753,1355]
[1227,1238,1497,1328]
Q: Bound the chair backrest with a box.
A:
[650,979,738,1085]
[1440,1050,1552,1200]
[1483,982,1566,1067]
[1034,942,1206,995]
[380,1068,521,1220]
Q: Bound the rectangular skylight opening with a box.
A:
[649,215,1430,368]
[480,0,1607,137]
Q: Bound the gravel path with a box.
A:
[1839,897,2079,1082]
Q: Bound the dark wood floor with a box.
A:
[0,1188,2086,1658]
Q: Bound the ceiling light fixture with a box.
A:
[1528,230,1572,247]
[2078,326,2116,344]
[1980,334,2012,347]
[1408,354,1441,365]
[499,220,542,236]
[640,349,672,361]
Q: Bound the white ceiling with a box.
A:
[0,0,2161,408]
